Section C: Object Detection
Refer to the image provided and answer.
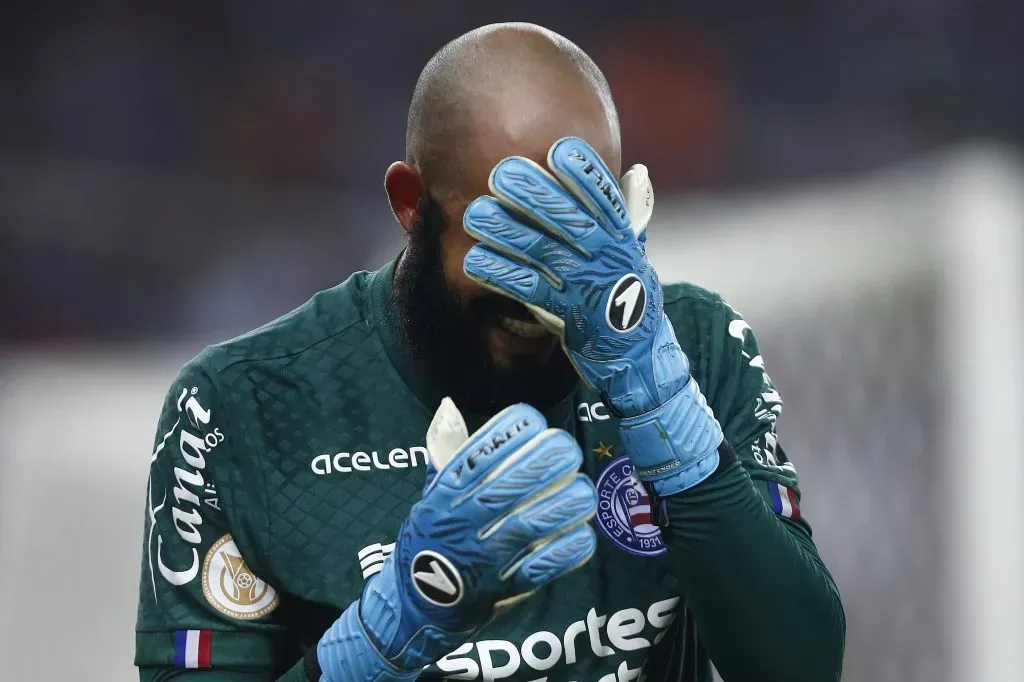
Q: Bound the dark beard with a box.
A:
[389,196,579,415]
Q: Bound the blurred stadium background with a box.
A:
[1,4,1022,681]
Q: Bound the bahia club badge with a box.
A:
[594,456,666,557]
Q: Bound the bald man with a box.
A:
[136,23,844,682]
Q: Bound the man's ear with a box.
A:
[385,162,425,233]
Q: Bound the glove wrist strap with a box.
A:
[317,600,421,682]
[618,377,723,496]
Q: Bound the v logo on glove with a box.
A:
[414,560,458,595]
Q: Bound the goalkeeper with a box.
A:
[136,22,845,682]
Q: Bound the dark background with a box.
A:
[2,1,1021,340]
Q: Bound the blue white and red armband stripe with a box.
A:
[768,482,801,521]
[174,629,212,669]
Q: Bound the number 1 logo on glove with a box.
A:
[607,274,647,333]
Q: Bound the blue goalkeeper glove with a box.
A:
[462,137,723,497]
[317,399,598,680]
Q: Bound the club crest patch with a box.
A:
[595,456,666,557]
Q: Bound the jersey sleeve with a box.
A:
[700,296,812,535]
[657,291,846,681]
[135,360,286,679]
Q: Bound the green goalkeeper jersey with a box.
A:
[136,257,843,682]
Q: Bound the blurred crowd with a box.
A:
[2,1,1022,341]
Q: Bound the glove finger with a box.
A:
[464,196,589,290]
[503,522,597,597]
[463,244,566,335]
[483,472,597,568]
[466,429,584,520]
[620,163,653,241]
[433,403,547,494]
[486,156,608,250]
[546,136,633,240]
[425,396,469,473]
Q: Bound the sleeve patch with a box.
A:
[174,630,212,669]
[767,482,801,521]
[202,534,280,620]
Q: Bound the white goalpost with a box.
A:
[941,149,1024,682]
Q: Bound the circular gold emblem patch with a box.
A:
[202,534,279,620]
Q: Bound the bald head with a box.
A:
[386,24,620,396]
[406,23,620,199]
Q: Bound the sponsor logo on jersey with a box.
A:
[310,446,429,474]
[434,596,679,680]
[594,456,666,557]
[148,385,225,594]
[577,401,611,423]
[358,542,396,579]
[202,534,279,620]
[606,274,647,333]
[726,315,796,474]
